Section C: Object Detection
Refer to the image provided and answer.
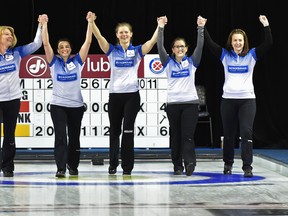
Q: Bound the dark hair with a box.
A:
[226,29,249,56]
[57,38,73,49]
[170,37,189,49]
[170,37,189,57]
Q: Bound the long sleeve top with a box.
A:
[204,26,273,98]
[0,26,42,101]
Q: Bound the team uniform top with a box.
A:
[157,26,204,104]
[49,53,84,107]
[106,44,143,93]
[204,26,273,99]
[221,49,257,98]
[0,26,42,101]
[162,55,199,103]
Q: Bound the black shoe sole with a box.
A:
[67,166,78,176]
[55,171,66,178]
[173,170,183,175]
[3,172,14,177]
[108,167,117,174]
[123,171,131,175]
[244,170,253,178]
[69,171,78,176]
[185,163,195,176]
[223,165,232,175]
[223,170,232,175]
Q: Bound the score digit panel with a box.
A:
[16,54,169,148]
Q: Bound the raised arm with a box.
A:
[20,14,43,56]
[255,15,273,58]
[156,16,169,65]
[79,11,94,62]
[41,14,54,64]
[142,16,167,55]
[32,16,43,50]
[203,17,222,59]
[191,16,206,65]
[91,14,110,54]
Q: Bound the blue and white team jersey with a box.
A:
[162,55,199,103]
[49,53,84,107]
[0,26,42,101]
[106,44,143,93]
[221,48,257,99]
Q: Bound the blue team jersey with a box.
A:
[221,48,257,98]
[106,44,143,93]
[0,26,42,101]
[49,53,84,107]
[162,55,199,103]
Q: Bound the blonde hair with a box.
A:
[0,26,17,48]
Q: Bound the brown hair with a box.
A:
[57,38,72,49]
[171,37,189,49]
[170,37,189,57]
[114,22,133,44]
[226,29,249,56]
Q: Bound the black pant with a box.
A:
[0,99,20,172]
[108,92,140,172]
[50,105,85,172]
[221,98,256,170]
[166,103,199,170]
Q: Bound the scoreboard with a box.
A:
[15,54,170,148]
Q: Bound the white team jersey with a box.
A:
[0,26,42,101]
[221,48,257,99]
[163,55,199,103]
[49,53,84,107]
[106,44,143,93]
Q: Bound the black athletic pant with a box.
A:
[108,91,140,172]
[0,99,20,172]
[50,104,85,172]
[166,103,199,170]
[221,98,256,170]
